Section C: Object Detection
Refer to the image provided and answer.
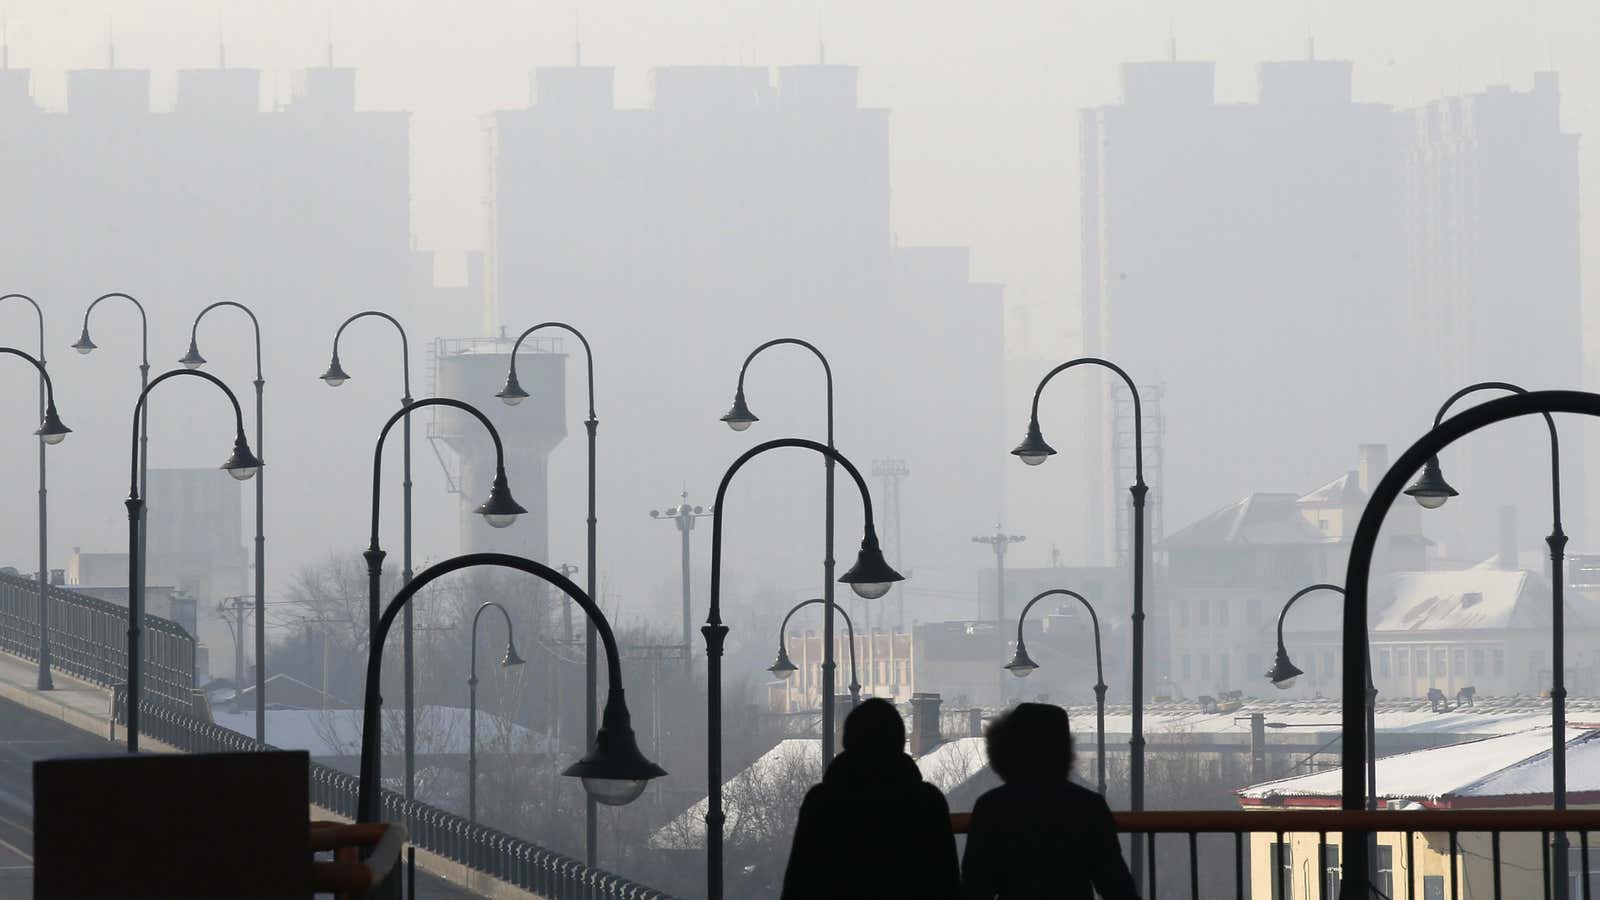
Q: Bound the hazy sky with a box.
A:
[3,0,1595,356]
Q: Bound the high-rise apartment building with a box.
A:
[1078,51,1580,568]
[489,63,1003,613]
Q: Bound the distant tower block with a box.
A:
[430,336,567,560]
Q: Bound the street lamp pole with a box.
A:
[971,524,1026,623]
[183,300,266,741]
[124,368,260,752]
[1,296,52,690]
[719,337,842,765]
[75,292,149,685]
[496,320,600,865]
[1265,584,1377,810]
[1012,356,1148,889]
[769,598,861,711]
[321,310,416,800]
[650,492,713,677]
[1338,390,1600,900]
[702,438,903,900]
[1002,588,1107,795]
[1403,380,1568,896]
[358,553,666,899]
[468,600,524,824]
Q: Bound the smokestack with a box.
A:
[1498,505,1517,571]
[910,692,942,756]
[1358,444,1388,495]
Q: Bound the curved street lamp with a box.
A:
[321,310,425,804]
[1012,356,1149,887]
[75,292,151,687]
[720,338,850,768]
[1265,583,1376,810]
[1,297,56,691]
[468,600,524,824]
[182,300,268,741]
[1003,588,1107,795]
[496,320,603,866]
[1403,380,1569,890]
[703,438,902,900]
[359,552,665,835]
[125,368,260,752]
[769,597,861,709]
[1339,389,1600,899]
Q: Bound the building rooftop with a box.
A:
[1162,493,1324,549]
[1376,562,1555,632]
[1238,727,1600,806]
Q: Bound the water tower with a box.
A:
[429,335,566,559]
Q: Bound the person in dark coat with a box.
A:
[781,698,961,900]
[961,703,1139,900]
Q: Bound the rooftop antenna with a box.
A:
[1306,34,1315,61]
[817,10,826,65]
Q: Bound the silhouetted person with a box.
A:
[782,698,961,900]
[961,703,1138,900]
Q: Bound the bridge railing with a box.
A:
[130,696,677,900]
[0,569,195,708]
[953,809,1599,900]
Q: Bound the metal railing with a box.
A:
[130,697,676,900]
[0,569,195,707]
[953,809,1599,900]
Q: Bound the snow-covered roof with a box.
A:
[1162,493,1324,549]
[210,705,552,758]
[1298,471,1364,507]
[1375,563,1550,632]
[651,739,821,850]
[915,737,990,794]
[1238,727,1600,805]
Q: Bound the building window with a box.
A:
[1424,875,1445,900]
[1452,648,1466,676]
[1433,649,1447,680]
[1493,649,1504,676]
[1379,650,1392,678]
[1200,654,1211,680]
[1322,651,1335,678]
[1179,599,1190,627]
[1270,843,1293,900]
[1248,653,1263,681]
[1216,600,1230,627]
[1416,650,1427,676]
[1181,655,1192,680]
[1471,648,1485,675]
[1396,650,1409,677]
[1568,845,1599,899]
[1218,652,1230,686]
[1377,845,1395,898]
[1247,596,1262,625]
[1196,596,1209,626]
[1323,844,1341,899]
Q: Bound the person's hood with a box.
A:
[820,749,924,791]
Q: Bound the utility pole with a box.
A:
[219,596,250,714]
[971,523,1026,624]
[650,491,713,676]
[871,459,909,630]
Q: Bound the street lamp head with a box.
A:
[500,640,525,668]
[768,645,799,680]
[1004,643,1039,678]
[319,355,351,388]
[222,437,262,481]
[476,472,527,528]
[1011,420,1056,466]
[496,369,530,407]
[1265,645,1304,690]
[1404,458,1458,510]
[36,405,71,445]
[840,538,904,600]
[562,692,668,806]
[720,390,758,432]
[179,338,207,370]
[71,329,97,355]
